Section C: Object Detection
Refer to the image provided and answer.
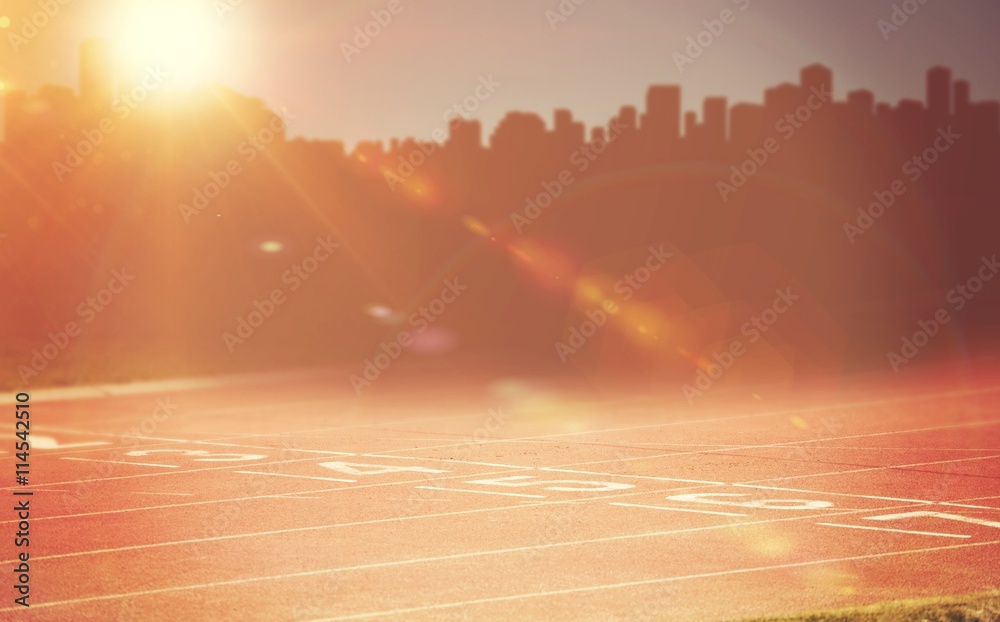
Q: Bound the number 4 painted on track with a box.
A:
[867,511,1000,530]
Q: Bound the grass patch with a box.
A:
[738,591,1000,621]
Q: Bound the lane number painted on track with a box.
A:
[666,493,834,510]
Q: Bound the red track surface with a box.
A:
[2,368,999,620]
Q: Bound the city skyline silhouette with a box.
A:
[2,38,999,392]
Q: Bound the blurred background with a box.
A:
[1,0,999,395]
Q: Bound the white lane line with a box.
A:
[558,418,1000,469]
[1,454,358,490]
[950,494,1000,503]
[6,488,981,577]
[731,484,996,510]
[37,427,357,456]
[806,445,1000,452]
[0,466,537,525]
[746,453,1000,484]
[362,454,527,469]
[415,486,545,499]
[0,485,703,565]
[816,523,970,539]
[938,502,1000,510]
[132,492,195,497]
[609,503,745,517]
[539,467,724,486]
[60,457,178,469]
[369,384,1000,456]
[302,540,1000,621]
[9,537,997,615]
[236,471,356,483]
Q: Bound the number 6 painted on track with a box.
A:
[667,493,833,510]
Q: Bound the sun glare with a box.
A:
[111,0,226,87]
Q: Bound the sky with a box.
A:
[1,0,999,147]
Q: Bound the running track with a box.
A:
[2,367,999,620]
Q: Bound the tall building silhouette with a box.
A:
[642,85,681,155]
[801,63,833,96]
[847,90,875,116]
[954,79,970,117]
[446,117,483,152]
[927,66,951,128]
[553,109,585,153]
[703,97,727,144]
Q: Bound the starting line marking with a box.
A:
[415,486,545,499]
[61,457,179,469]
[816,523,971,539]
[609,503,746,517]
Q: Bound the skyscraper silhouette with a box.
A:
[642,85,681,156]
[926,66,952,136]
[801,63,833,97]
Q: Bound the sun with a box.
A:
[111,0,227,87]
